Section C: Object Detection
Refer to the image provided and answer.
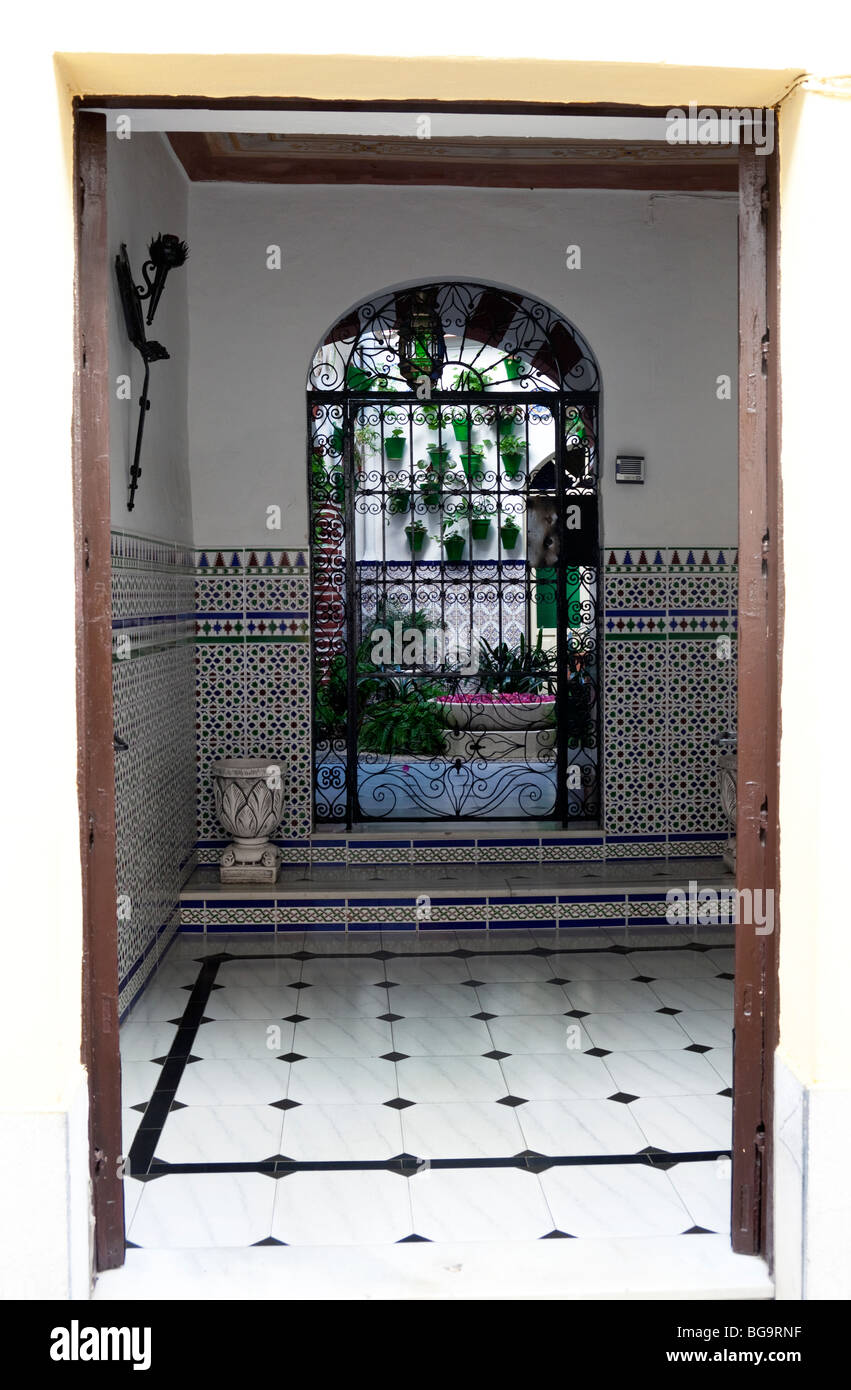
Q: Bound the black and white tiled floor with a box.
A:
[121,927,735,1249]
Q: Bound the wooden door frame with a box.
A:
[74,108,125,1271]
[73,98,782,1274]
[731,141,782,1258]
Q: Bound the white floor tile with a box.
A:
[203,985,303,1021]
[291,1017,394,1059]
[604,1050,730,1098]
[649,978,735,1012]
[707,1047,733,1087]
[539,1164,694,1237]
[300,957,387,985]
[535,928,614,950]
[667,1160,732,1233]
[384,956,471,986]
[287,984,390,1017]
[280,1103,403,1160]
[387,985,484,1017]
[119,1020,178,1062]
[401,1102,526,1158]
[192,1019,295,1060]
[121,1061,165,1108]
[501,1052,615,1101]
[155,1105,285,1163]
[395,1055,507,1103]
[409,1168,553,1242]
[707,948,735,972]
[464,954,556,983]
[285,1057,397,1104]
[626,949,721,979]
[125,988,196,1023]
[391,1015,493,1057]
[458,931,544,952]
[475,982,569,1015]
[675,1010,733,1049]
[128,1173,277,1248]
[174,1059,289,1106]
[555,953,638,981]
[271,1171,413,1245]
[631,1095,733,1152]
[563,980,662,1013]
[517,1098,649,1156]
[215,960,304,988]
[383,931,458,952]
[488,1014,587,1054]
[581,1011,692,1053]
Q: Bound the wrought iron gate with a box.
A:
[307,282,601,826]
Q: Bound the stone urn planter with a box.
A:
[212,758,286,883]
[435,694,556,761]
[717,738,737,871]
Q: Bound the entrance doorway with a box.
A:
[308,281,601,827]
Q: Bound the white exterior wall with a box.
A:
[4,1,851,1300]
[188,184,738,549]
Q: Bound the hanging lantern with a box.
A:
[397,289,446,389]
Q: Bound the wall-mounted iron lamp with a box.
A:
[115,234,188,511]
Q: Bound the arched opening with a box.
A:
[307,281,601,826]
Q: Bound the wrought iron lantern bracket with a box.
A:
[114,235,188,511]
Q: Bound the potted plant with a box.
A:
[496,406,522,439]
[434,519,467,562]
[500,436,527,480]
[388,485,412,514]
[451,409,472,443]
[384,427,406,461]
[459,440,491,484]
[469,497,495,539]
[405,519,428,552]
[421,405,451,432]
[426,439,452,469]
[504,353,523,380]
[500,513,521,550]
[417,455,452,508]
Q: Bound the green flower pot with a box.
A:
[504,357,522,380]
[388,488,412,515]
[331,425,344,453]
[405,525,427,552]
[384,435,406,460]
[419,481,441,508]
[443,534,466,562]
[427,444,451,467]
[460,453,484,484]
[498,416,518,439]
[471,518,492,540]
[502,454,523,480]
[500,521,521,550]
[452,418,471,443]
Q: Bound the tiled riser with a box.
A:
[112,532,197,1016]
[181,895,733,933]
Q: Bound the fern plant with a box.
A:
[477,632,557,694]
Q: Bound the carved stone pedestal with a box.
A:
[212,758,286,884]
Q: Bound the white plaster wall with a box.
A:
[187,185,738,548]
[108,132,192,542]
